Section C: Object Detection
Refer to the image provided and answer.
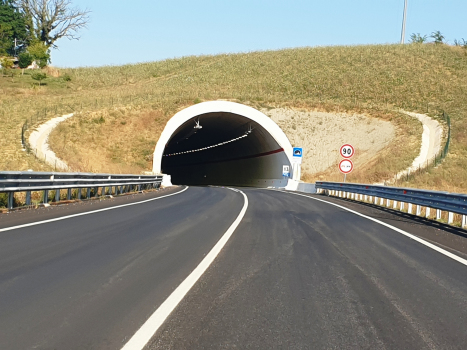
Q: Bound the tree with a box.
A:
[27,40,49,67]
[17,51,32,73]
[31,70,46,85]
[0,0,29,56]
[410,33,427,44]
[14,0,90,48]
[431,31,445,44]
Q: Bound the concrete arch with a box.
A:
[153,101,296,187]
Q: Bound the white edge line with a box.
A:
[271,189,467,267]
[0,186,189,233]
[121,187,248,350]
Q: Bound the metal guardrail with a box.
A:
[316,181,467,228]
[0,171,163,210]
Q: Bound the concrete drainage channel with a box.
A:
[316,182,467,229]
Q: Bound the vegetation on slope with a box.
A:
[1,44,466,192]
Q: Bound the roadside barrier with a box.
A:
[0,171,162,210]
[316,181,467,229]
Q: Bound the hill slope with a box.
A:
[1,44,466,191]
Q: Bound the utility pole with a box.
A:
[400,0,408,44]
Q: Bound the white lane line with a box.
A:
[121,187,248,350]
[0,187,189,233]
[272,190,467,267]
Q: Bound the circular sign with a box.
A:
[340,144,355,158]
[339,159,354,174]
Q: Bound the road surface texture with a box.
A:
[1,186,466,349]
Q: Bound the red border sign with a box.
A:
[339,159,354,174]
[340,144,355,159]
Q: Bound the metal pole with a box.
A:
[400,0,408,44]
[344,174,347,183]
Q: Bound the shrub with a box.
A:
[31,71,47,86]
[0,57,14,69]
[410,33,427,44]
[0,193,7,208]
[431,31,445,44]
[18,52,33,69]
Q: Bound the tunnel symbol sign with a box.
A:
[293,147,303,157]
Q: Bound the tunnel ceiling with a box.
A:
[162,112,283,170]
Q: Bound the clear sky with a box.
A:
[51,0,467,68]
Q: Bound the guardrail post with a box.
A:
[55,189,60,202]
[43,190,49,204]
[408,203,413,214]
[426,207,431,218]
[364,195,368,202]
[380,198,384,206]
[87,188,91,199]
[416,205,422,216]
[77,188,82,200]
[448,212,454,224]
[463,215,467,229]
[8,192,14,209]
[400,202,405,211]
[67,188,72,200]
[436,209,442,220]
[393,200,398,209]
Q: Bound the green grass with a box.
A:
[1,44,467,192]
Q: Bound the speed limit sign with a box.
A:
[340,144,355,158]
[339,159,353,174]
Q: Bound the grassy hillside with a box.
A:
[1,44,466,192]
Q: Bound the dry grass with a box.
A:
[1,44,467,192]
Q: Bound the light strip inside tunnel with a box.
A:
[163,134,249,157]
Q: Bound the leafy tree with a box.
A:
[410,33,427,44]
[27,40,50,68]
[431,31,445,44]
[17,51,32,73]
[14,0,90,48]
[0,0,29,55]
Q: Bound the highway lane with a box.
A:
[148,188,467,350]
[2,186,467,349]
[0,186,244,350]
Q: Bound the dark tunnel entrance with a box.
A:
[161,112,291,187]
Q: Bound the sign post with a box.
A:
[339,144,355,182]
[292,147,303,180]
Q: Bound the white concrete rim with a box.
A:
[152,101,294,173]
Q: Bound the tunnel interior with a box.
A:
[161,112,291,187]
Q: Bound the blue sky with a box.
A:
[52,0,467,67]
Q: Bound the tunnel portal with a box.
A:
[153,101,295,187]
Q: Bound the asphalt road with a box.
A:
[1,186,467,349]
